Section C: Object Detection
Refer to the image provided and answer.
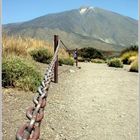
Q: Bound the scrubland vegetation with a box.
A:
[78,47,105,60]
[120,51,137,64]
[2,34,138,91]
[107,58,123,68]
[129,57,138,72]
[2,56,42,91]
[120,45,138,72]
[2,35,73,91]
[78,45,138,72]
[59,57,74,66]
[106,45,138,71]
[30,48,53,64]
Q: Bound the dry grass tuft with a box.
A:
[120,51,138,64]
[2,35,69,58]
[2,35,52,56]
[129,56,138,72]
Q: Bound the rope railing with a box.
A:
[60,40,78,67]
[60,40,70,52]
[16,35,60,140]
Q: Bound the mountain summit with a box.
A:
[79,6,96,14]
[3,7,138,51]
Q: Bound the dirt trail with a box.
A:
[3,63,138,140]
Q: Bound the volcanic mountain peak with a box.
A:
[3,7,138,51]
[79,6,95,14]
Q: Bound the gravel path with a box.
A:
[3,63,138,140]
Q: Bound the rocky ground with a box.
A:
[3,63,138,140]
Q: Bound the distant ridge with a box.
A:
[3,6,138,51]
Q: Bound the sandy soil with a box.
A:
[2,63,138,140]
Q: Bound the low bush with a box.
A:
[107,58,123,68]
[30,48,53,64]
[91,58,105,63]
[79,47,104,60]
[120,51,138,64]
[2,56,42,91]
[129,58,138,72]
[59,57,74,66]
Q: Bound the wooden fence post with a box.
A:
[54,35,59,83]
[76,48,78,67]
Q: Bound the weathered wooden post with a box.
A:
[54,35,59,83]
[75,48,78,67]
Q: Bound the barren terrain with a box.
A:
[3,63,138,140]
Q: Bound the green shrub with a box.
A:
[30,48,53,64]
[107,58,123,68]
[2,56,42,91]
[91,58,105,63]
[59,57,74,66]
[79,47,104,60]
[129,58,138,72]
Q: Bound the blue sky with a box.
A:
[2,0,138,24]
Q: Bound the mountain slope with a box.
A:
[3,7,138,51]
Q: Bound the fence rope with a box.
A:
[60,40,70,52]
[16,40,60,140]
